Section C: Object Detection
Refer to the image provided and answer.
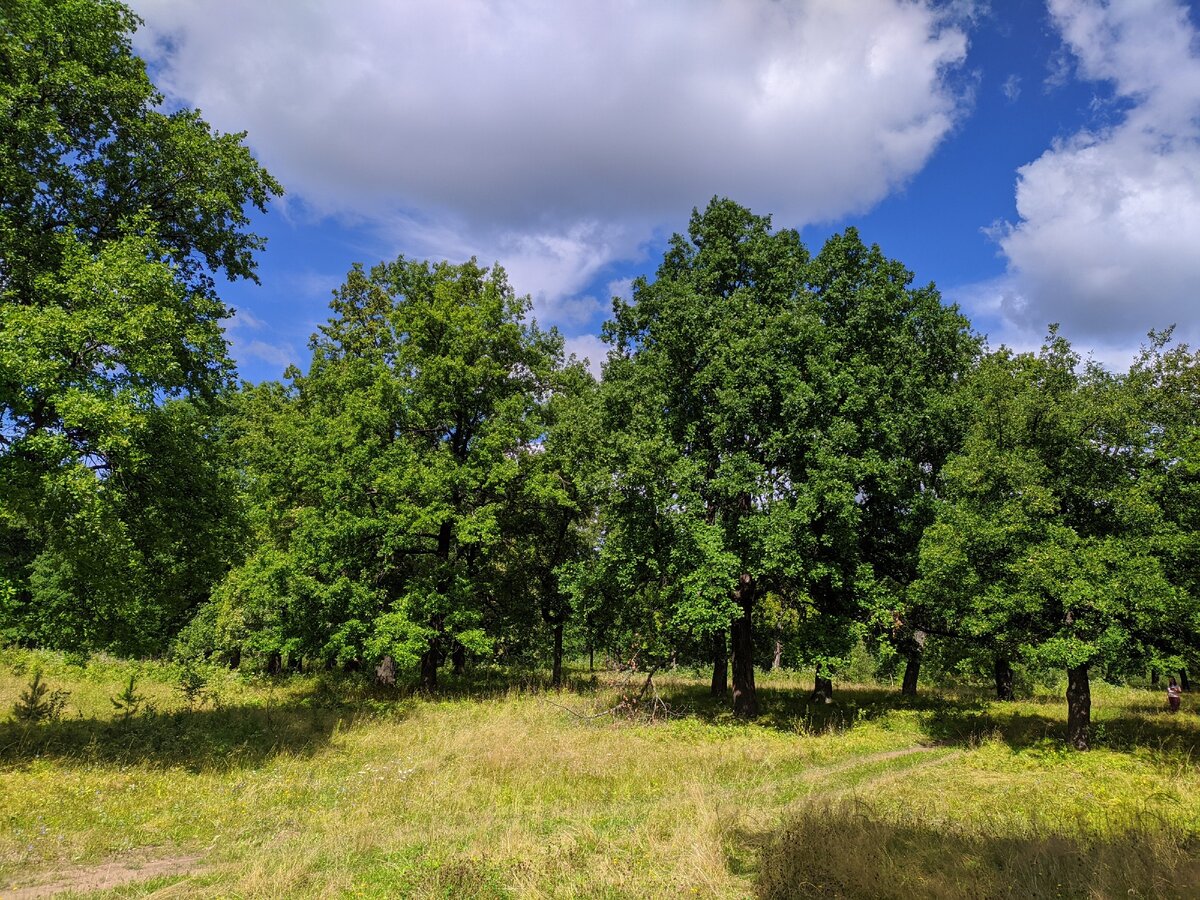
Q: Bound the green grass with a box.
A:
[0,651,1197,898]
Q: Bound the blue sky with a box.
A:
[129,0,1200,383]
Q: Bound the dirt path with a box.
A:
[799,744,944,781]
[799,744,963,800]
[4,854,203,899]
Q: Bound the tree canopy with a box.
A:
[206,257,589,683]
[587,198,976,716]
[0,0,280,653]
[915,333,1186,748]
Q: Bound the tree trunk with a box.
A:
[375,655,397,686]
[1181,669,1191,692]
[812,674,833,704]
[901,629,926,697]
[730,575,759,718]
[452,642,466,676]
[901,656,920,696]
[1151,669,1160,687]
[266,651,282,676]
[420,646,438,691]
[772,636,783,672]
[589,643,594,672]
[424,519,453,692]
[994,657,1015,701]
[551,621,564,688]
[710,631,728,696]
[1066,664,1091,751]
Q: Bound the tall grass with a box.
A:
[0,651,1197,897]
[759,799,1200,899]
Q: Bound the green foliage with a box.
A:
[10,669,70,723]
[583,198,975,709]
[110,674,148,721]
[176,665,209,708]
[917,334,1180,674]
[913,330,1197,746]
[0,0,279,654]
[211,256,589,681]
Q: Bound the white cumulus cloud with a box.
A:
[984,0,1200,358]
[130,0,969,322]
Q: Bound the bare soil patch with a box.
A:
[5,854,203,899]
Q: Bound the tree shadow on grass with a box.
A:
[654,680,950,733]
[919,701,1200,756]
[646,679,1200,757]
[748,798,1200,899]
[0,684,414,773]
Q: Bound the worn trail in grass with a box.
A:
[1,654,1198,898]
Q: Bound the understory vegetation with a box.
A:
[1,650,1198,898]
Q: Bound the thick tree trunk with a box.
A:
[266,651,282,676]
[1066,664,1091,751]
[1181,669,1191,692]
[994,657,1015,701]
[710,631,728,696]
[551,621,564,688]
[1151,669,1161,688]
[772,636,783,672]
[589,643,594,672]
[452,642,466,676]
[812,674,833,704]
[730,575,759,718]
[901,629,926,697]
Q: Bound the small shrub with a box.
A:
[11,670,70,724]
[62,649,90,668]
[111,675,150,721]
[177,666,209,707]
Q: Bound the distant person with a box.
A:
[1167,676,1182,713]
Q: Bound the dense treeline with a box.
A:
[3,0,1199,750]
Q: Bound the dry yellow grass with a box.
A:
[0,652,1197,897]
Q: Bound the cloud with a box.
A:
[1001,73,1021,103]
[985,0,1200,354]
[562,334,610,379]
[238,339,299,371]
[227,307,266,331]
[945,275,1152,371]
[222,310,299,374]
[130,0,969,322]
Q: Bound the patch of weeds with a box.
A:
[352,847,513,899]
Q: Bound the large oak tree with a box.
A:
[594,198,974,716]
[0,0,280,652]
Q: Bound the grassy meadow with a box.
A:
[1,650,1198,898]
